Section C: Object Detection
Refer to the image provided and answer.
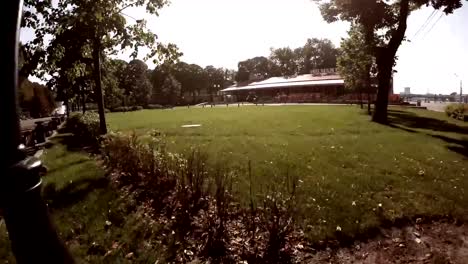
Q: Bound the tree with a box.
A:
[298,38,338,74]
[161,74,181,105]
[319,0,463,123]
[121,59,152,106]
[269,47,298,76]
[18,80,56,118]
[337,25,374,113]
[236,56,278,82]
[204,66,225,102]
[102,59,127,110]
[26,0,181,134]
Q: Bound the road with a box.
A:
[421,102,452,112]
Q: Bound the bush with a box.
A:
[445,103,468,121]
[65,112,101,145]
[131,105,143,111]
[110,106,144,112]
[101,133,305,262]
[144,104,164,109]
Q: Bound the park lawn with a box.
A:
[1,106,467,262]
[108,105,468,240]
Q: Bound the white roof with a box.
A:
[221,74,344,92]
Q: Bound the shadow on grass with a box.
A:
[49,133,99,153]
[46,159,89,174]
[43,177,109,209]
[387,110,468,158]
[431,135,468,158]
[387,110,468,134]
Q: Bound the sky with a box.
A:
[21,0,468,94]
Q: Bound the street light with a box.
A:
[455,73,463,103]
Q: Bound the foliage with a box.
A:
[110,106,143,112]
[121,59,153,106]
[337,24,375,103]
[318,0,464,123]
[297,38,339,74]
[65,112,101,145]
[101,132,304,262]
[269,47,298,76]
[160,74,182,105]
[102,59,126,109]
[18,79,56,118]
[235,56,278,82]
[144,104,164,109]
[445,103,468,121]
[235,39,338,83]
[22,0,182,133]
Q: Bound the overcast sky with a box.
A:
[21,0,468,94]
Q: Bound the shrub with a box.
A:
[144,104,164,109]
[111,106,144,112]
[111,106,130,112]
[131,105,143,111]
[65,112,101,145]
[445,103,468,121]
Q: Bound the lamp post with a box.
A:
[455,73,463,103]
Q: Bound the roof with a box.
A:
[221,74,344,92]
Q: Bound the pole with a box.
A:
[1,1,73,263]
[460,80,463,103]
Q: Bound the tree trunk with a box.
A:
[372,57,392,123]
[80,86,86,114]
[64,97,70,118]
[359,89,363,109]
[365,65,372,115]
[92,36,107,134]
[368,0,409,123]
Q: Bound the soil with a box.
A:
[303,222,468,263]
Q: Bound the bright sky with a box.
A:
[21,0,468,94]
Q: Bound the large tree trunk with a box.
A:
[372,56,393,123]
[368,0,409,123]
[92,36,107,134]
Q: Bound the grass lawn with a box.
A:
[0,139,164,263]
[108,105,468,239]
[1,105,467,262]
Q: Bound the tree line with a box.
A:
[235,38,338,83]
[19,0,464,132]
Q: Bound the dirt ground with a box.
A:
[302,222,468,263]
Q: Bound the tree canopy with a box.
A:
[21,0,182,133]
[318,0,464,123]
[235,38,339,83]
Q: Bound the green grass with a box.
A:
[1,105,467,262]
[108,106,468,239]
[0,140,164,263]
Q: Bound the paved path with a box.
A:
[20,117,52,131]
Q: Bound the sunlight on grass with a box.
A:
[107,105,468,238]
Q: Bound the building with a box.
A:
[220,68,389,103]
[404,87,411,95]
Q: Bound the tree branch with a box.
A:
[388,0,410,54]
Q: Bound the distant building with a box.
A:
[404,87,411,95]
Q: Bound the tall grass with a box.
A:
[101,132,305,262]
